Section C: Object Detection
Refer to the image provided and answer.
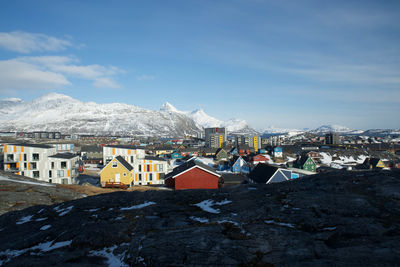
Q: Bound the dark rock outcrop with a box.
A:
[1,170,400,266]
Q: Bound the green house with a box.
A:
[294,156,316,172]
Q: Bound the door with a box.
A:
[115,173,120,183]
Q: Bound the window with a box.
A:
[149,173,153,181]
[32,153,39,161]
[138,165,141,171]
[112,161,117,168]
[130,156,134,162]
[49,179,52,183]
[51,162,55,169]
[33,171,39,178]
[24,162,27,169]
[146,165,150,172]
[138,174,142,181]
[61,178,68,184]
[23,154,27,161]
[123,173,127,177]
[49,170,52,178]
[61,161,67,169]
[157,164,163,172]
[57,170,64,178]
[6,154,14,162]
[31,162,37,170]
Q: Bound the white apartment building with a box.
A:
[3,143,79,184]
[103,145,168,185]
[48,153,80,184]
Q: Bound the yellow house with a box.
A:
[100,156,134,187]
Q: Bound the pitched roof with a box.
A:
[165,159,220,180]
[220,173,248,184]
[49,153,78,159]
[115,156,133,171]
[9,143,53,149]
[249,163,279,183]
[144,155,167,162]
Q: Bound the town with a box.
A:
[2,127,400,190]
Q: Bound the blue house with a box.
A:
[170,151,183,159]
[230,147,239,156]
[231,156,250,173]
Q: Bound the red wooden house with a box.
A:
[165,160,221,190]
[251,154,269,164]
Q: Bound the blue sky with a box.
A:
[0,0,399,130]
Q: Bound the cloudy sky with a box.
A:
[0,0,399,130]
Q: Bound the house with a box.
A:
[201,148,218,157]
[103,145,168,186]
[165,160,221,190]
[215,148,228,161]
[48,153,80,184]
[248,163,292,184]
[100,156,134,187]
[231,156,250,173]
[251,154,269,165]
[153,146,175,156]
[306,151,323,162]
[273,146,283,158]
[230,147,239,156]
[361,158,385,169]
[293,156,317,172]
[179,147,200,157]
[170,151,183,159]
[3,143,56,182]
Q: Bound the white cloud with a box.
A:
[93,77,120,88]
[0,31,74,53]
[0,59,70,92]
[0,56,123,92]
[136,74,155,81]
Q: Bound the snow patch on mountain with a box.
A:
[159,103,256,134]
[311,125,353,133]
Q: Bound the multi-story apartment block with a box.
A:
[48,153,79,184]
[103,145,146,165]
[205,127,226,148]
[235,135,262,151]
[3,143,79,184]
[102,145,168,186]
[325,133,339,145]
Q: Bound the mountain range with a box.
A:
[0,93,398,137]
[0,93,256,137]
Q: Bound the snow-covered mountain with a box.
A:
[0,93,203,137]
[159,102,257,135]
[0,93,256,137]
[310,125,354,133]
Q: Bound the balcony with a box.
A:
[4,163,19,172]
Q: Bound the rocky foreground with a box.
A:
[1,170,400,266]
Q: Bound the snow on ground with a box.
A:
[193,199,232,214]
[16,215,33,225]
[120,201,156,211]
[0,240,72,265]
[89,244,129,267]
[320,152,368,167]
[40,225,51,231]
[189,216,209,223]
[264,220,296,229]
[35,217,47,222]
[0,176,54,187]
[54,205,74,216]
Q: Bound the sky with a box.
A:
[0,0,399,131]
